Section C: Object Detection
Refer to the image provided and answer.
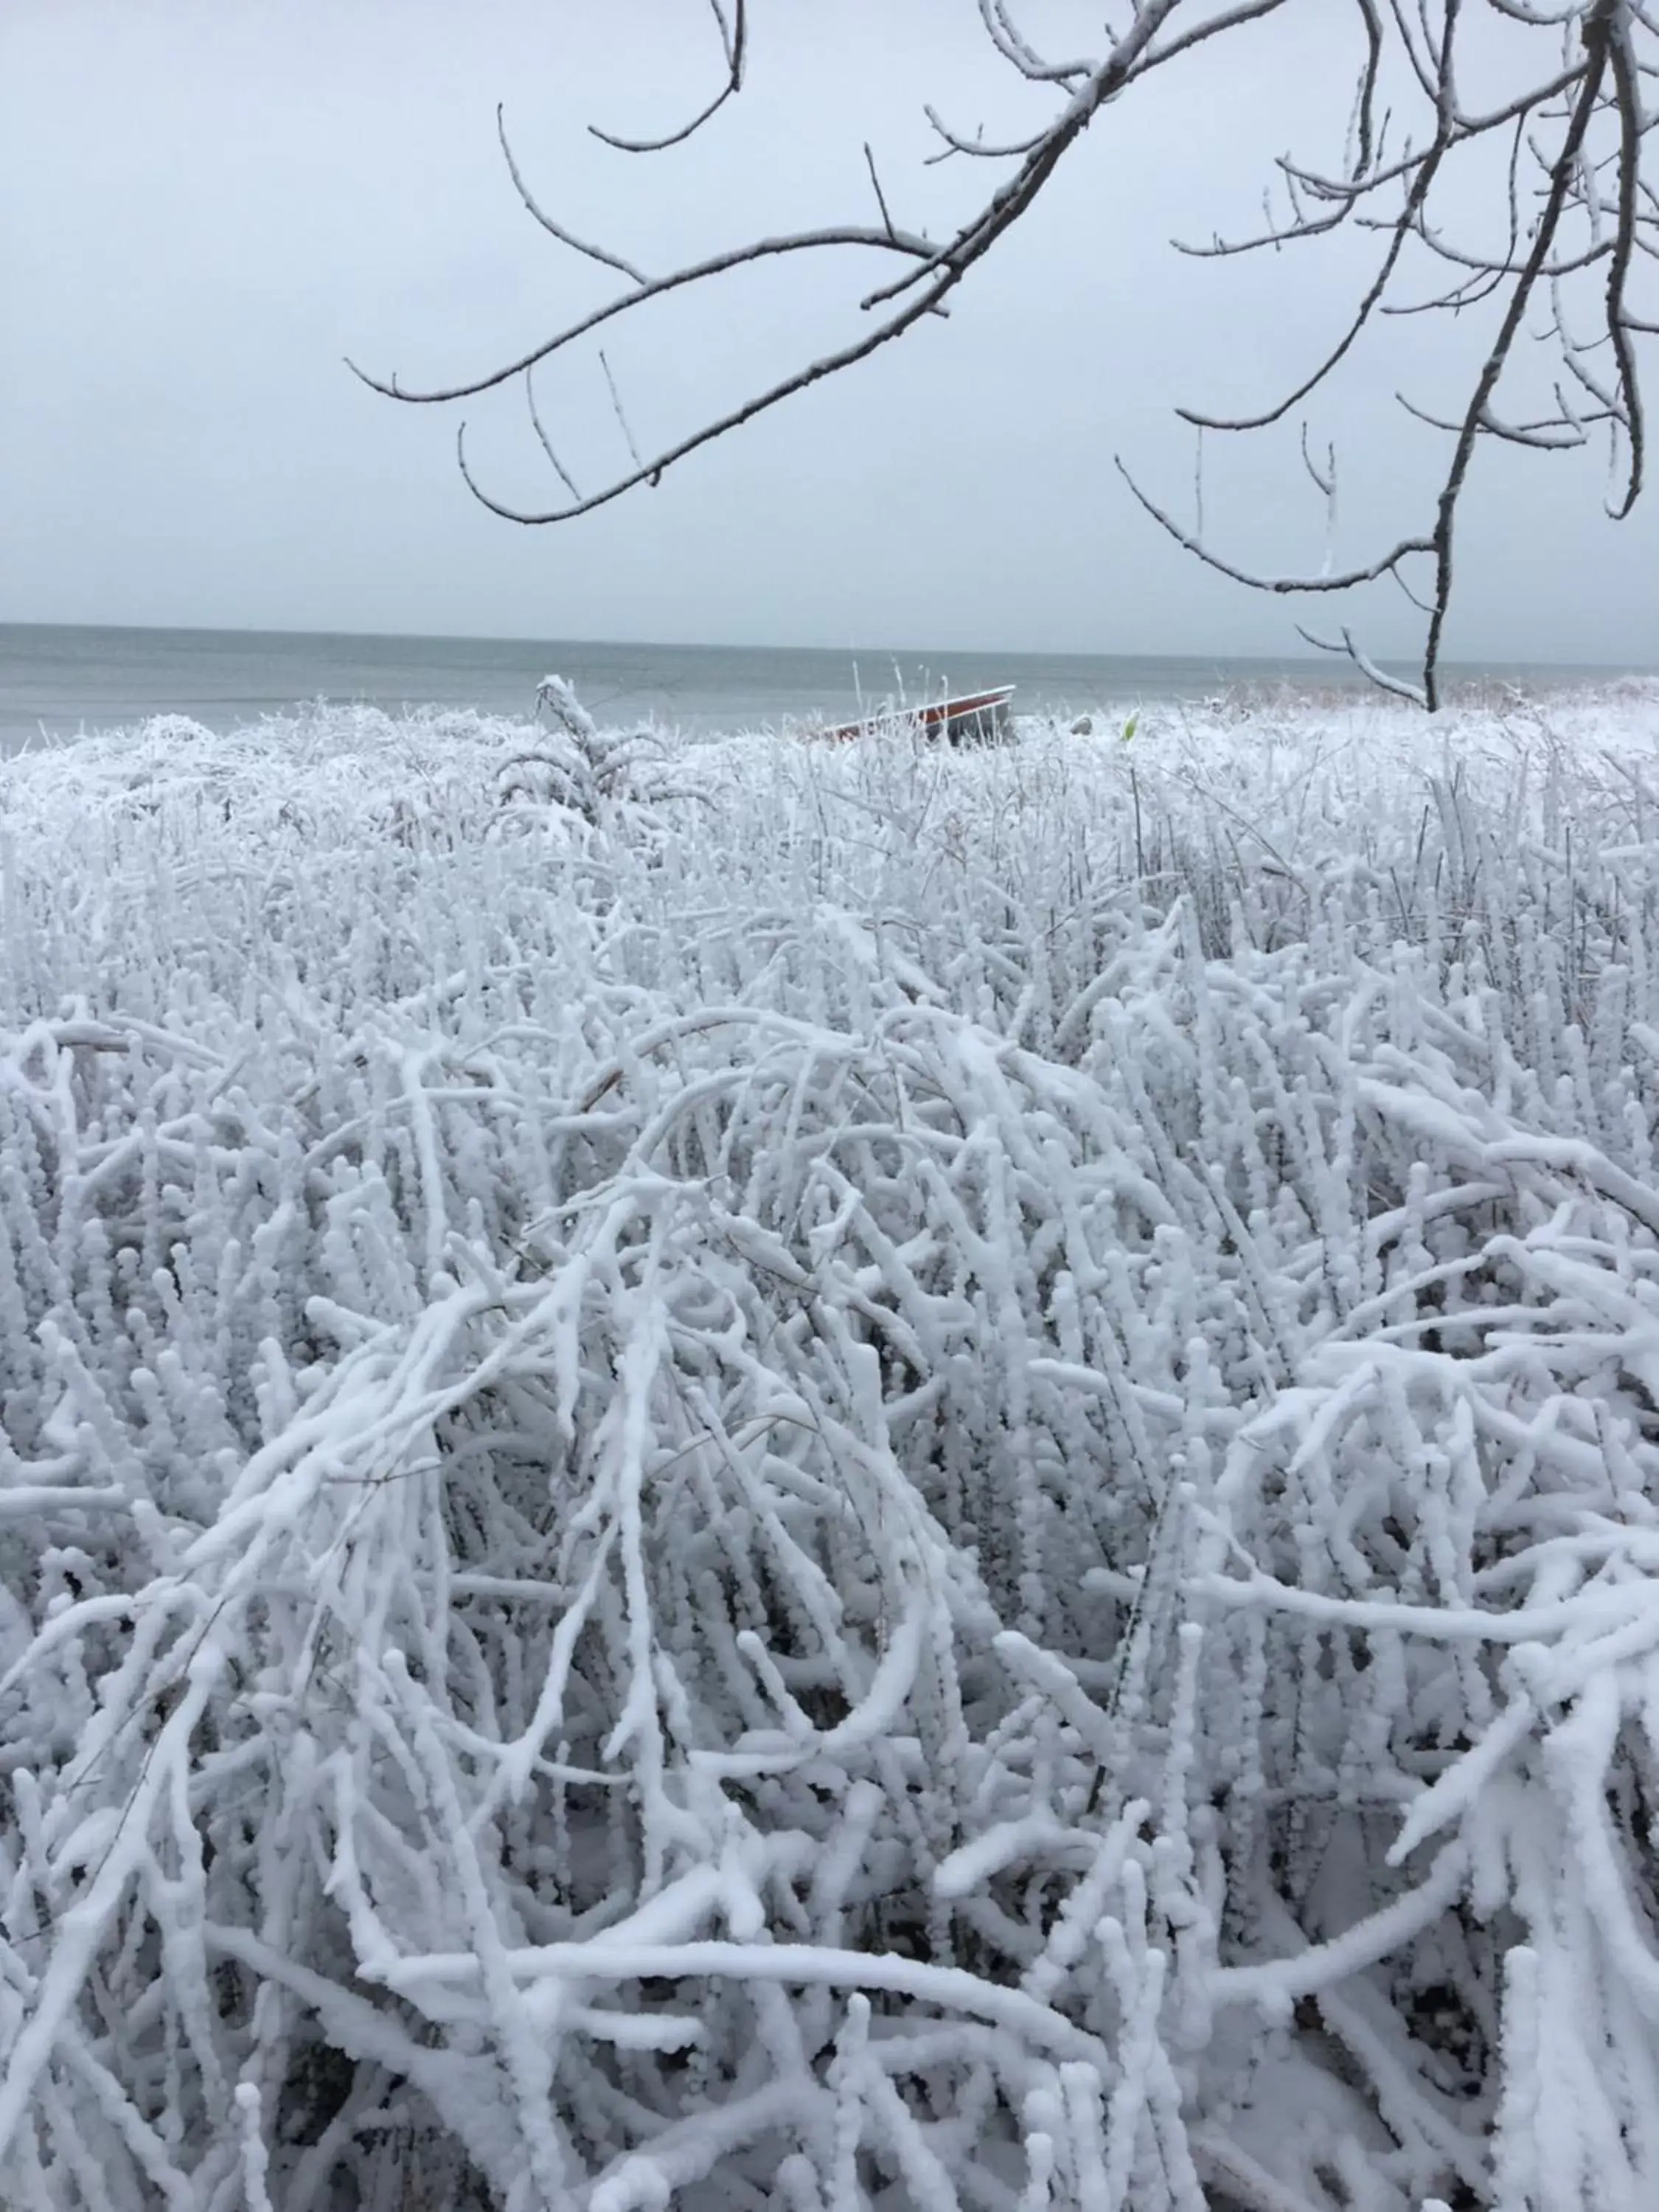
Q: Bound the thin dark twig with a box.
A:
[599,349,644,471]
[526,368,581,503]
[590,0,748,153]
[922,105,1048,163]
[864,142,898,240]
[496,107,649,285]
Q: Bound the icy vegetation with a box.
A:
[4,679,1659,2211]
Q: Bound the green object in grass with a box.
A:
[1121,713,1139,744]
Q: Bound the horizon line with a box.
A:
[2,616,1652,675]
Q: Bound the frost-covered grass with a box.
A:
[4,679,1659,2211]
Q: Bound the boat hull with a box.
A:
[813,686,1015,747]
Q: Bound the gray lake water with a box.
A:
[1,622,1646,754]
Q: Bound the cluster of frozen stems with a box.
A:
[2,684,1659,2209]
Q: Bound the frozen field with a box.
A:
[2,681,1659,2210]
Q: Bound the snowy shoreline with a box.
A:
[3,683,1658,2208]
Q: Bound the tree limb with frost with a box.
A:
[355,0,1658,709]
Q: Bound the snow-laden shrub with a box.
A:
[493,677,712,841]
[1,686,1658,2208]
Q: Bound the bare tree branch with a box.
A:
[1176,139,1455,432]
[975,0,1096,85]
[1601,2,1647,513]
[370,1,1228,527]
[1114,454,1435,593]
[365,0,1658,711]
[1422,3,1615,700]
[921,105,1050,164]
[346,226,938,405]
[1297,620,1429,703]
[589,0,749,153]
[495,108,649,286]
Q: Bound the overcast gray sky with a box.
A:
[4,0,1655,663]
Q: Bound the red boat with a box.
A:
[813,686,1015,747]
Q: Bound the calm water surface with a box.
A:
[1,622,1646,754]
